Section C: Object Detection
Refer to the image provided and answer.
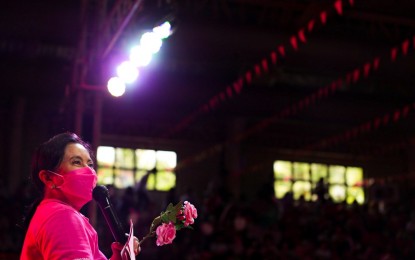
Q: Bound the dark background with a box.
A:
[1,0,415,259]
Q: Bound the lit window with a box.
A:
[97,146,176,191]
[273,160,364,204]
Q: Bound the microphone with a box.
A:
[93,185,128,244]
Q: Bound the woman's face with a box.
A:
[57,143,94,174]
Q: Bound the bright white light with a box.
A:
[129,45,152,67]
[116,61,139,84]
[107,77,126,97]
[140,32,162,54]
[153,21,171,39]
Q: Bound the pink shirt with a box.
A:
[21,199,108,260]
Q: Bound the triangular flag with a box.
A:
[334,0,343,15]
[402,105,410,117]
[270,51,277,64]
[307,19,315,32]
[373,57,380,70]
[233,81,242,94]
[320,11,327,24]
[219,92,226,101]
[278,45,286,56]
[245,71,252,84]
[290,36,298,50]
[390,47,398,61]
[402,39,409,55]
[393,110,401,122]
[261,58,269,72]
[298,29,306,42]
[353,69,360,83]
[254,64,261,77]
[383,114,390,125]
[363,62,371,78]
[226,86,233,98]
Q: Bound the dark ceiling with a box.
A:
[1,0,415,163]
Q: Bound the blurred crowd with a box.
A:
[2,178,415,259]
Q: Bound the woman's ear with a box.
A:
[39,170,55,188]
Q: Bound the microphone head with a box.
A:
[93,185,109,205]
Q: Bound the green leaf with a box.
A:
[160,201,184,224]
[166,203,174,212]
[150,216,162,233]
[173,200,183,213]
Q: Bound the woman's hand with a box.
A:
[110,237,141,260]
[133,236,141,255]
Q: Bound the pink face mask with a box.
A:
[48,167,98,209]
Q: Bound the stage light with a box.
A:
[153,21,172,39]
[107,77,126,97]
[116,61,139,84]
[129,45,152,67]
[140,32,162,54]
[105,14,175,97]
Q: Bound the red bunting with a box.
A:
[402,105,410,117]
[219,92,226,101]
[323,86,329,97]
[161,0,389,142]
[310,93,316,104]
[344,131,351,140]
[390,47,398,61]
[359,123,367,133]
[373,57,380,70]
[383,114,390,125]
[304,96,310,106]
[365,122,372,132]
[233,81,243,94]
[346,72,353,84]
[270,51,277,64]
[202,104,209,112]
[337,78,343,88]
[330,82,337,92]
[197,106,204,113]
[209,96,219,109]
[317,88,324,98]
[261,58,269,72]
[374,117,381,129]
[402,39,409,55]
[320,11,327,24]
[278,45,286,57]
[226,86,233,98]
[254,64,261,77]
[291,104,298,114]
[352,127,359,136]
[238,78,243,87]
[307,19,315,32]
[393,110,401,122]
[282,108,291,117]
[245,71,252,84]
[363,63,371,78]
[290,36,298,50]
[298,29,306,43]
[298,100,304,110]
[334,0,343,15]
[353,69,360,83]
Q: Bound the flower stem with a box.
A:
[138,231,155,245]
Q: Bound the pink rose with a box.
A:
[183,201,198,226]
[156,222,176,246]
